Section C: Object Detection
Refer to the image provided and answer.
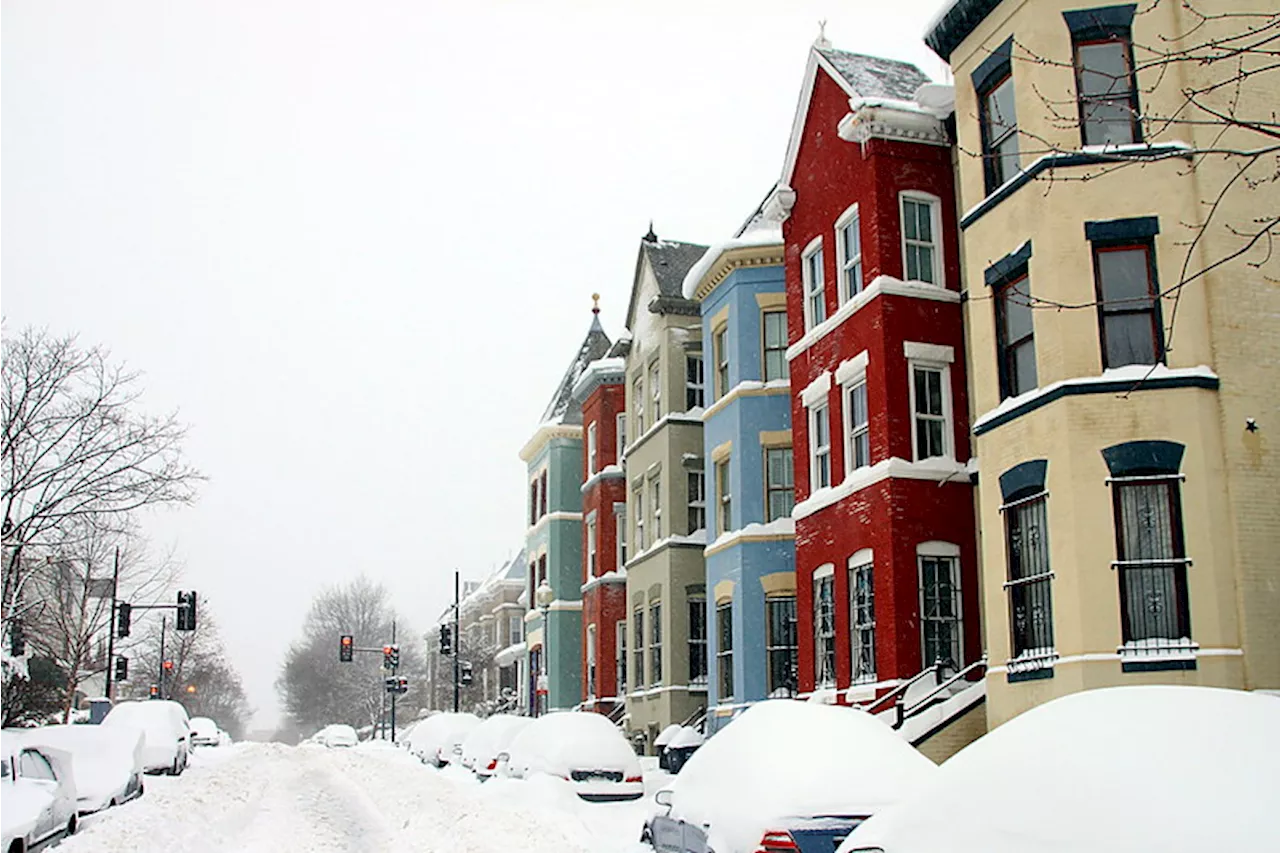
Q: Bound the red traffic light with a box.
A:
[163,660,174,671]
[382,645,393,654]
[341,636,353,646]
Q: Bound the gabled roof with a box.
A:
[779,46,932,188]
[538,312,613,425]
[624,229,709,329]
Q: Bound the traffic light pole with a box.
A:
[157,616,167,700]
[104,548,121,701]
[389,620,398,743]
[453,570,461,713]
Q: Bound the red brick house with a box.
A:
[772,41,983,711]
[571,307,631,716]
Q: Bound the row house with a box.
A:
[518,313,612,715]
[570,308,631,718]
[926,0,1280,727]
[682,214,796,730]
[621,229,710,752]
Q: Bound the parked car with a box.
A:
[317,724,359,748]
[1,733,79,852]
[459,714,533,779]
[406,712,479,767]
[503,711,643,802]
[663,725,703,774]
[643,700,937,853]
[102,699,192,775]
[839,686,1280,853]
[12,724,144,814]
[189,716,221,748]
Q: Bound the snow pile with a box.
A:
[507,711,641,780]
[706,516,795,552]
[14,724,143,811]
[668,700,936,853]
[840,686,1280,853]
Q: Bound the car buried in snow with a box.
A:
[501,711,643,802]
[10,724,145,814]
[459,714,532,779]
[189,716,221,748]
[642,700,936,853]
[102,699,192,776]
[1,733,80,852]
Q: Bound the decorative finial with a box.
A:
[591,293,601,315]
[644,220,658,243]
[815,20,831,49]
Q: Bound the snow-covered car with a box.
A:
[503,711,643,802]
[217,728,233,746]
[662,725,704,774]
[12,724,145,814]
[189,716,220,748]
[406,712,479,767]
[102,699,192,775]
[317,724,359,748]
[1,733,79,851]
[644,700,937,853]
[459,714,533,779]
[839,685,1280,853]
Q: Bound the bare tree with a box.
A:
[2,327,202,637]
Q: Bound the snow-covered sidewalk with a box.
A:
[58,741,655,853]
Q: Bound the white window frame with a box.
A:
[917,540,964,670]
[650,361,662,421]
[713,325,729,399]
[843,379,870,474]
[686,353,705,411]
[649,600,663,686]
[586,421,598,476]
[616,619,628,694]
[687,470,706,534]
[899,190,944,286]
[835,202,863,303]
[802,236,827,330]
[614,504,627,569]
[813,563,837,689]
[849,550,876,685]
[616,412,627,462]
[907,357,954,462]
[809,402,832,490]
[651,475,662,540]
[586,517,597,578]
[509,613,523,645]
[716,458,732,535]
[634,487,646,552]
[633,376,645,435]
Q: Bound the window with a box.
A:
[716,459,732,535]
[850,560,876,684]
[980,73,1020,192]
[766,595,797,697]
[810,403,832,489]
[538,554,548,590]
[633,377,645,434]
[650,362,662,421]
[1004,490,1055,661]
[615,505,628,567]
[901,195,940,285]
[539,471,548,517]
[911,366,948,460]
[1074,35,1140,146]
[814,569,836,688]
[762,311,789,382]
[509,613,523,645]
[529,479,538,526]
[1094,244,1162,368]
[650,602,663,685]
[616,620,627,695]
[688,598,707,686]
[687,471,706,534]
[633,609,645,691]
[586,624,597,699]
[765,447,794,522]
[714,326,729,398]
[920,552,962,669]
[716,602,734,699]
[802,239,826,328]
[651,476,662,539]
[686,354,705,410]
[587,421,598,476]
[1112,477,1190,645]
[996,274,1038,398]
[836,206,863,301]
[586,518,597,578]
[844,380,870,472]
[19,750,55,782]
[634,487,646,551]
[616,412,627,460]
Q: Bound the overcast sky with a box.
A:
[3,0,949,728]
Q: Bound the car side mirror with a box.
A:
[496,752,509,763]
[654,788,673,808]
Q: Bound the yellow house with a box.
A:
[925,0,1279,726]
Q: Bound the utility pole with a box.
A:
[157,616,167,699]
[104,548,121,700]
[390,619,398,743]
[453,570,460,713]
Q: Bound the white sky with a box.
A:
[2,0,949,728]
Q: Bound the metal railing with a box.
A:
[893,657,987,729]
[863,661,946,717]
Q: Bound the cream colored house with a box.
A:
[926,0,1279,726]
[621,228,710,751]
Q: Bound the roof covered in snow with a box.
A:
[538,314,612,425]
[642,238,709,301]
[816,48,931,101]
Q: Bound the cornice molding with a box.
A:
[691,244,787,302]
[518,423,582,463]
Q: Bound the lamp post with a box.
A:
[535,579,553,716]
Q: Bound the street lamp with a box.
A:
[536,579,553,715]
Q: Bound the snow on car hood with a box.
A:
[507,712,640,777]
[838,686,1280,853]
[669,700,936,853]
[1,780,49,840]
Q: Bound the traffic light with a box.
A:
[176,591,198,632]
[339,635,354,662]
[163,659,174,671]
[389,645,400,669]
[382,645,394,669]
[148,684,159,699]
[460,660,473,686]
[114,656,128,682]
[384,676,398,693]
[397,676,408,694]
[440,625,453,656]
[116,603,132,638]
[7,620,24,656]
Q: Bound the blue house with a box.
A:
[682,211,796,732]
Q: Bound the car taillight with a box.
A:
[486,759,497,771]
[624,775,641,783]
[756,829,801,852]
